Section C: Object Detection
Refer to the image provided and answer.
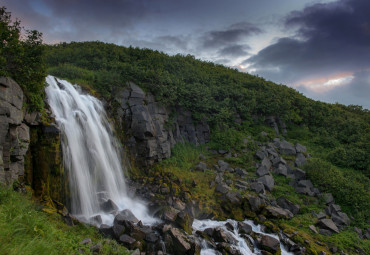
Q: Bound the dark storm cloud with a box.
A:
[201,22,261,49]
[3,0,152,42]
[246,0,370,83]
[217,44,250,58]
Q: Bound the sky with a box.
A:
[2,0,369,109]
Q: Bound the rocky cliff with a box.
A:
[113,82,210,167]
[0,77,65,203]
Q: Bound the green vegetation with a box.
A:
[45,41,369,175]
[0,185,130,255]
[0,7,46,111]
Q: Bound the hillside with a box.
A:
[1,6,369,253]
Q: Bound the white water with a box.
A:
[45,75,156,226]
[193,219,293,255]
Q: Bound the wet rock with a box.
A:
[89,215,102,225]
[317,219,339,234]
[238,222,252,235]
[259,234,280,253]
[99,224,114,238]
[175,211,194,234]
[225,222,234,232]
[145,232,159,243]
[276,197,300,215]
[162,207,180,222]
[115,209,139,224]
[101,199,119,213]
[213,228,237,244]
[257,175,274,192]
[168,227,192,254]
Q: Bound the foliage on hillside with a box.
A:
[45,41,369,175]
[0,6,46,111]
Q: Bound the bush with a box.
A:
[304,158,370,227]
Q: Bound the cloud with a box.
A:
[244,0,370,107]
[201,22,261,49]
[217,44,250,58]
[297,70,370,109]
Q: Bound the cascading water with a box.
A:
[193,219,293,255]
[45,75,156,226]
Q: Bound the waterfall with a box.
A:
[45,75,155,226]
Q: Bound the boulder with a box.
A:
[195,162,207,171]
[256,149,267,160]
[322,193,334,205]
[119,234,136,248]
[248,196,263,212]
[162,207,180,222]
[89,215,102,225]
[250,182,265,194]
[275,164,288,177]
[235,168,247,177]
[218,160,229,171]
[294,168,306,180]
[238,222,252,235]
[99,224,114,238]
[168,227,192,254]
[259,235,280,253]
[295,153,307,167]
[295,143,307,153]
[275,140,296,155]
[257,175,274,192]
[265,206,293,219]
[256,165,269,177]
[309,225,318,234]
[101,199,119,213]
[276,197,300,215]
[114,209,139,224]
[331,212,350,227]
[215,183,232,194]
[212,228,237,244]
[326,204,341,216]
[317,219,339,234]
[261,157,272,170]
[272,156,287,167]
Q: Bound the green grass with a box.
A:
[0,185,130,255]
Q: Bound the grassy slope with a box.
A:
[0,185,130,255]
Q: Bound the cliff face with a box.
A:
[0,77,65,204]
[113,82,210,167]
